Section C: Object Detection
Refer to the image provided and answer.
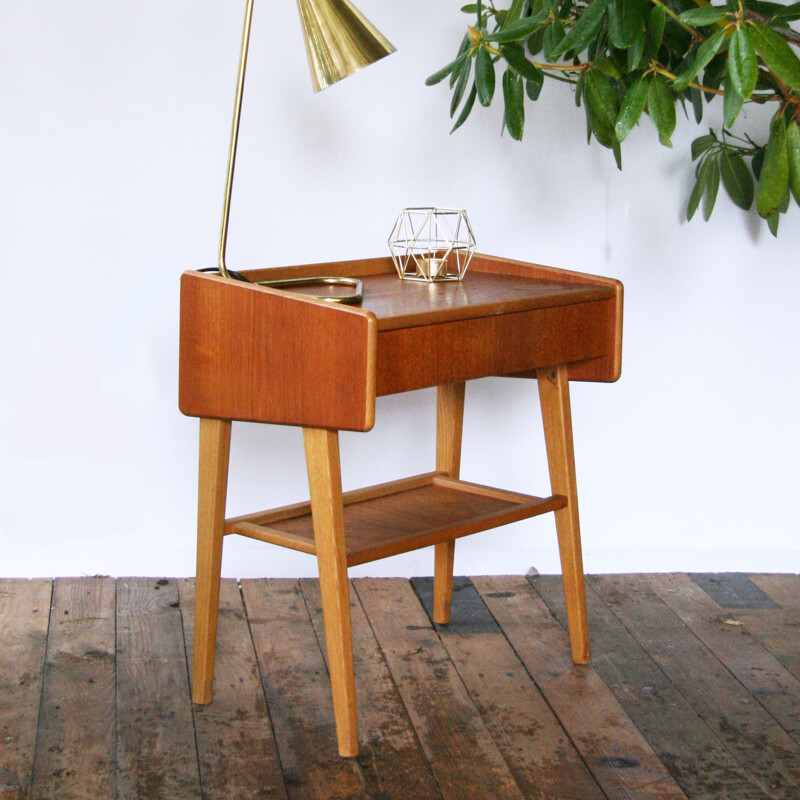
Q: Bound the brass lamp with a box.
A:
[216,0,395,302]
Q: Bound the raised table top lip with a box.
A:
[355,272,615,331]
[186,253,618,333]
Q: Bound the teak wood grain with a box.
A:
[179,271,377,431]
[179,255,622,427]
[226,474,565,567]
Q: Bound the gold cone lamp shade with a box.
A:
[296,0,396,92]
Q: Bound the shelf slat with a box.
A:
[225,474,566,567]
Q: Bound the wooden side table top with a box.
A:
[179,254,623,431]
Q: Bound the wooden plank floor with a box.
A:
[1,574,799,800]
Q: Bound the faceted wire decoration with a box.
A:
[388,208,476,282]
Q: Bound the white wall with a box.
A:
[2,1,798,579]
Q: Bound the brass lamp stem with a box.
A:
[218,0,255,279]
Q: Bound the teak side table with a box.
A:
[179,253,623,757]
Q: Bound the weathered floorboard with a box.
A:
[534,574,773,800]
[591,574,800,800]
[354,577,525,800]
[179,578,287,800]
[300,578,443,800]
[689,573,779,609]
[748,574,800,612]
[413,576,606,800]
[241,578,367,800]
[4,574,800,800]
[0,579,51,800]
[116,578,201,800]
[29,577,116,800]
[473,574,688,800]
[649,573,800,747]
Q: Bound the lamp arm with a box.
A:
[218,0,255,279]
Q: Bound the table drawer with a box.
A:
[376,297,616,395]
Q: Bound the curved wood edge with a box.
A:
[179,271,377,431]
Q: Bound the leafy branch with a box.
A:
[427,0,800,235]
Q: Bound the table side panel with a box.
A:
[376,298,616,396]
[179,272,377,431]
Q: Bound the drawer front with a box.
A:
[376,298,615,396]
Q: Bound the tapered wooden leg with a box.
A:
[537,365,590,664]
[433,382,466,625]
[193,417,232,703]
[303,427,358,758]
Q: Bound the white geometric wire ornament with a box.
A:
[388,207,476,282]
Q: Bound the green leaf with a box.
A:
[780,181,791,212]
[543,20,566,61]
[689,86,704,123]
[505,0,526,25]
[752,147,765,179]
[647,72,676,147]
[757,114,789,217]
[585,69,620,148]
[426,53,469,86]
[687,159,709,220]
[701,53,726,99]
[553,0,611,58]
[703,157,721,220]
[503,67,525,140]
[767,209,780,235]
[678,6,729,25]
[673,27,727,91]
[610,0,644,49]
[719,149,755,209]
[461,4,479,12]
[615,75,649,141]
[627,25,646,70]
[450,57,472,116]
[691,133,717,160]
[728,26,758,99]
[750,23,800,91]
[594,53,622,79]
[484,9,550,42]
[786,120,800,205]
[612,139,623,170]
[526,67,545,100]
[643,4,666,63]
[475,46,496,106]
[501,42,542,81]
[575,69,586,107]
[451,83,477,132]
[773,1,800,22]
[723,83,744,127]
[450,35,472,88]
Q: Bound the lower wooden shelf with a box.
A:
[225,472,566,567]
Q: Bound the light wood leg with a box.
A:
[433,382,466,625]
[193,417,232,703]
[303,427,359,758]
[537,365,590,664]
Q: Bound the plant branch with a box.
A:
[532,61,594,71]
[652,65,725,95]
[649,0,701,36]
[745,11,800,47]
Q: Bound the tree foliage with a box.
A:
[427,0,800,235]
